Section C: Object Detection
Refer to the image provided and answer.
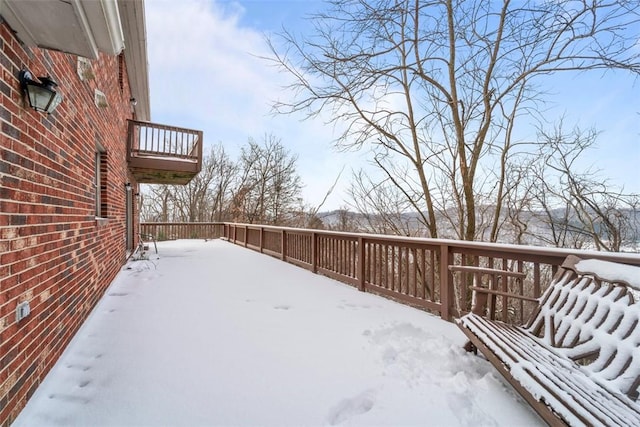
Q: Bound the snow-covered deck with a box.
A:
[14,240,542,426]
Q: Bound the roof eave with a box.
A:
[118,0,150,121]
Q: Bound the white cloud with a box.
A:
[144,0,362,209]
[146,0,278,126]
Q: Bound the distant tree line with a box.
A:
[140,134,310,226]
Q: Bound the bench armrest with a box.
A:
[470,287,538,302]
[449,265,528,317]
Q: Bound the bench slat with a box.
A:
[457,255,640,426]
[529,271,640,396]
[463,314,639,425]
[481,314,640,422]
[460,314,640,426]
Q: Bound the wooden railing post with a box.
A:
[281,229,287,261]
[357,237,365,292]
[440,243,454,321]
[243,225,248,248]
[311,232,317,273]
[260,227,264,253]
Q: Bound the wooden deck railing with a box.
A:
[127,120,203,163]
[126,120,203,185]
[140,222,640,322]
[141,222,224,241]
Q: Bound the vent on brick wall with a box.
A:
[77,57,94,81]
[94,89,108,108]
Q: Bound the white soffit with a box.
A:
[83,0,125,55]
[118,0,150,121]
[1,0,124,59]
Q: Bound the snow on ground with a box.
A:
[14,240,543,426]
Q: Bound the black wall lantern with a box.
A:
[18,70,63,114]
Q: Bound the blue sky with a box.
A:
[144,0,639,211]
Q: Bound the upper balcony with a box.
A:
[127,120,203,185]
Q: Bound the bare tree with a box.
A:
[141,137,308,226]
[302,167,344,229]
[140,185,173,222]
[207,143,237,222]
[267,0,640,241]
[171,167,215,222]
[526,124,640,251]
[232,134,303,225]
[141,144,239,223]
[349,169,422,236]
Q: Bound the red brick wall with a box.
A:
[0,18,139,425]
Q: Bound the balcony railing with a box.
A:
[140,222,640,324]
[127,120,203,185]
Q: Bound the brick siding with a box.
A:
[0,18,139,425]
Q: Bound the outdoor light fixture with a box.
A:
[18,70,63,114]
[125,182,132,191]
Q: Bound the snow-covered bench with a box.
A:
[454,255,640,426]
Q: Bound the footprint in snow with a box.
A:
[47,393,90,404]
[339,302,374,310]
[445,372,497,427]
[327,389,376,425]
[274,305,291,310]
[66,363,91,372]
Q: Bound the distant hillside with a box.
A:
[316,208,640,252]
